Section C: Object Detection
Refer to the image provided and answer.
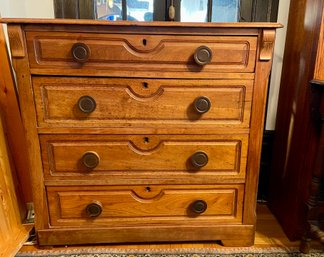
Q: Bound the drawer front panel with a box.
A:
[33,77,253,128]
[27,32,257,75]
[41,134,248,182]
[47,185,243,227]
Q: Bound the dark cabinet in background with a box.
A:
[268,0,324,241]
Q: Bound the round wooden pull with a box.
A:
[86,201,103,218]
[194,46,212,66]
[190,151,208,168]
[78,96,96,114]
[82,151,100,169]
[71,42,90,63]
[194,96,211,114]
[191,200,207,214]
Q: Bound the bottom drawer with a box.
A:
[47,185,243,227]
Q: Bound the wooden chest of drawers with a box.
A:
[2,19,280,246]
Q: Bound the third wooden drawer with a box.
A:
[41,134,248,184]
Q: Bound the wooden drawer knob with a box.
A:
[190,151,208,168]
[194,96,211,114]
[86,201,103,218]
[191,200,207,214]
[194,46,212,66]
[78,95,96,114]
[82,151,100,169]
[71,42,90,63]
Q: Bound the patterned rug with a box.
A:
[15,247,324,257]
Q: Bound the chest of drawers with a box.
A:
[3,19,280,246]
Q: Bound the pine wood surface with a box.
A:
[8,25,49,232]
[0,111,32,257]
[18,205,323,253]
[0,23,32,205]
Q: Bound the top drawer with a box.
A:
[26,32,257,77]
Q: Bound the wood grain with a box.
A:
[37,224,254,246]
[33,77,253,129]
[243,30,274,225]
[8,26,49,232]
[40,134,248,184]
[259,29,276,61]
[0,112,31,257]
[314,7,324,80]
[26,32,257,76]
[268,0,324,241]
[6,25,25,58]
[47,184,243,227]
[4,20,279,246]
[0,22,32,206]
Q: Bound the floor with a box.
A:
[18,204,322,253]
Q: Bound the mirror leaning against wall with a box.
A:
[54,0,241,22]
[0,0,278,23]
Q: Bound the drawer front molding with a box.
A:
[27,32,257,77]
[33,77,253,129]
[41,134,248,183]
[47,185,244,227]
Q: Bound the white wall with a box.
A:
[0,0,54,18]
[265,0,291,130]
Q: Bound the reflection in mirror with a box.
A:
[97,0,154,21]
[180,0,240,22]
[212,0,240,22]
[97,0,122,20]
[181,0,208,22]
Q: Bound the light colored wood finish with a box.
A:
[7,25,48,232]
[259,29,276,61]
[243,31,274,226]
[37,127,251,135]
[314,8,324,80]
[0,24,32,204]
[6,25,25,58]
[47,185,243,227]
[41,134,248,184]
[26,32,256,77]
[0,112,31,257]
[3,19,279,247]
[37,225,254,246]
[33,77,253,129]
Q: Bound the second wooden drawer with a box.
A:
[33,77,253,129]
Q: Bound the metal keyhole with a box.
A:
[146,186,151,192]
[143,82,149,89]
[143,39,147,46]
[144,137,149,143]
